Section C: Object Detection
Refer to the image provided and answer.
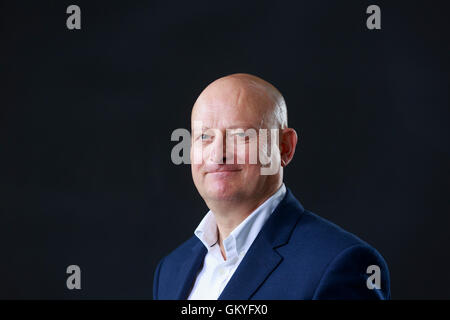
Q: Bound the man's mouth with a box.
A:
[208,169,240,174]
[205,165,242,175]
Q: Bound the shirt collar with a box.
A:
[194,184,287,259]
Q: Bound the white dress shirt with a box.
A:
[187,184,287,300]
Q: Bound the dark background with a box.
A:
[1,0,449,299]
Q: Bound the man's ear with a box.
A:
[280,128,298,167]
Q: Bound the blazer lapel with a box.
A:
[218,189,304,300]
[174,240,207,299]
[217,236,283,300]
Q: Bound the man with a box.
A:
[153,73,390,300]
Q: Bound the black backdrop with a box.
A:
[1,0,449,299]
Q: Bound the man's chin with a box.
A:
[204,184,242,202]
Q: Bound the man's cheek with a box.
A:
[236,145,256,165]
[235,150,247,164]
[191,163,202,179]
[191,145,204,165]
[195,164,204,173]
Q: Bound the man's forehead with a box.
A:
[192,102,265,127]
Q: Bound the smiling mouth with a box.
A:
[207,169,241,175]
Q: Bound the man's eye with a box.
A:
[201,134,211,140]
[235,132,246,137]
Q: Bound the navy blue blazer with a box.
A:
[153,188,390,300]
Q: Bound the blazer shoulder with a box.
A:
[285,207,390,299]
[288,208,386,262]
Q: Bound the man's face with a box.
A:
[190,82,278,204]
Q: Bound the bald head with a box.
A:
[192,73,288,129]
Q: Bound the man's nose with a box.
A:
[210,133,230,164]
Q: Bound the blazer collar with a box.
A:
[218,188,304,299]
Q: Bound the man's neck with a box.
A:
[207,183,282,260]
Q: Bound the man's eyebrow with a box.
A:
[196,125,258,131]
[192,126,210,132]
[226,125,258,130]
